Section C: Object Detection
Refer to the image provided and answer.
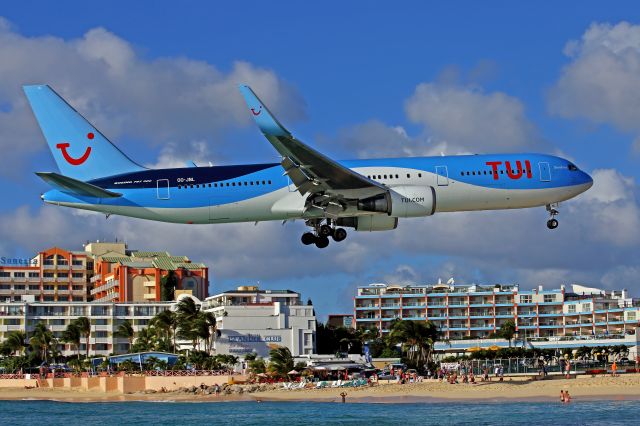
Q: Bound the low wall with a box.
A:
[0,379,39,388]
[0,374,243,393]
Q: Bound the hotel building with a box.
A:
[87,242,208,303]
[354,282,640,340]
[0,299,172,356]
[0,241,209,304]
[0,248,92,302]
[200,286,316,357]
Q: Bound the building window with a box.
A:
[72,260,83,266]
[43,272,54,278]
[0,272,10,278]
[519,295,532,304]
[543,295,555,303]
[72,273,84,278]
[567,305,576,313]
[581,303,590,312]
[13,272,25,277]
[0,284,10,290]
[28,285,39,291]
[28,272,40,278]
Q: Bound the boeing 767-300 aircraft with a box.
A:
[24,84,593,248]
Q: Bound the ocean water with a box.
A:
[1,400,639,425]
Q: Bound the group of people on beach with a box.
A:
[560,390,571,403]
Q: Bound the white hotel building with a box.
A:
[0,286,316,358]
[201,286,316,357]
[355,282,640,358]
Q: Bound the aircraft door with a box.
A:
[538,162,551,182]
[156,179,170,199]
[435,165,449,186]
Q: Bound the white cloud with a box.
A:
[405,83,543,152]
[0,18,305,175]
[548,22,640,135]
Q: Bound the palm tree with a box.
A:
[5,331,27,356]
[74,317,91,358]
[498,320,517,347]
[152,310,178,352]
[114,320,135,353]
[61,323,81,359]
[176,297,199,321]
[387,319,439,368]
[199,311,217,354]
[268,346,294,377]
[30,323,55,362]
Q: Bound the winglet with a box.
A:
[239,85,291,137]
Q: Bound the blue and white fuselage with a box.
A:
[24,84,592,248]
[42,154,592,222]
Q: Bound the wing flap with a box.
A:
[36,172,122,198]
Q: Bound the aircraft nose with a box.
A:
[583,171,594,189]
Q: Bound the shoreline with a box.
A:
[1,375,639,404]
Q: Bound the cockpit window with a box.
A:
[568,163,578,171]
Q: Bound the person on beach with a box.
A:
[340,392,347,403]
[564,390,571,403]
[560,390,565,402]
[611,361,617,377]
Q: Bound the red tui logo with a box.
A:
[56,132,94,166]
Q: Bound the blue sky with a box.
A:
[0,2,639,319]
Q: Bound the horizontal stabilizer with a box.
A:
[36,172,122,198]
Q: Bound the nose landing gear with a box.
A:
[546,204,559,229]
[301,219,348,248]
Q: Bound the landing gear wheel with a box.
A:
[547,219,559,229]
[315,236,330,249]
[319,224,333,237]
[332,228,347,242]
[301,232,316,245]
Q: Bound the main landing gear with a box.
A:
[301,219,348,248]
[546,204,559,229]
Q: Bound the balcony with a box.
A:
[93,293,118,302]
[90,280,119,295]
[72,277,85,283]
[356,305,379,310]
[143,293,157,300]
[355,318,379,322]
[90,274,102,283]
[42,277,55,282]
[143,281,156,287]
[56,264,69,270]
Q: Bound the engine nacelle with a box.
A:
[336,215,398,232]
[357,186,436,218]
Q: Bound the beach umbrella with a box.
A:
[288,369,300,375]
[488,345,500,351]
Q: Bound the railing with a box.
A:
[93,293,118,302]
[90,274,102,283]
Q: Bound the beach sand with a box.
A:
[1,374,639,403]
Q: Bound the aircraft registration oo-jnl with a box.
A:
[23,85,593,249]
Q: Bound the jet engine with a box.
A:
[357,186,436,218]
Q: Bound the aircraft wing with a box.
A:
[239,85,386,200]
[36,172,122,198]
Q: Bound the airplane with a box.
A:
[23,84,593,249]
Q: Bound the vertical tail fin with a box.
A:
[23,85,145,181]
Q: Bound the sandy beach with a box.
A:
[1,374,639,403]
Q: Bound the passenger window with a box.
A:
[395,174,399,178]
[262,180,266,185]
[418,173,422,178]
[472,172,475,175]
[407,174,411,178]
[190,184,194,189]
[214,183,217,187]
[384,175,387,179]
[268,180,272,184]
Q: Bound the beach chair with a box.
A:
[331,380,342,388]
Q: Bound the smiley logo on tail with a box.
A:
[56,132,94,166]
[251,106,262,116]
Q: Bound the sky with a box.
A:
[0,1,639,320]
